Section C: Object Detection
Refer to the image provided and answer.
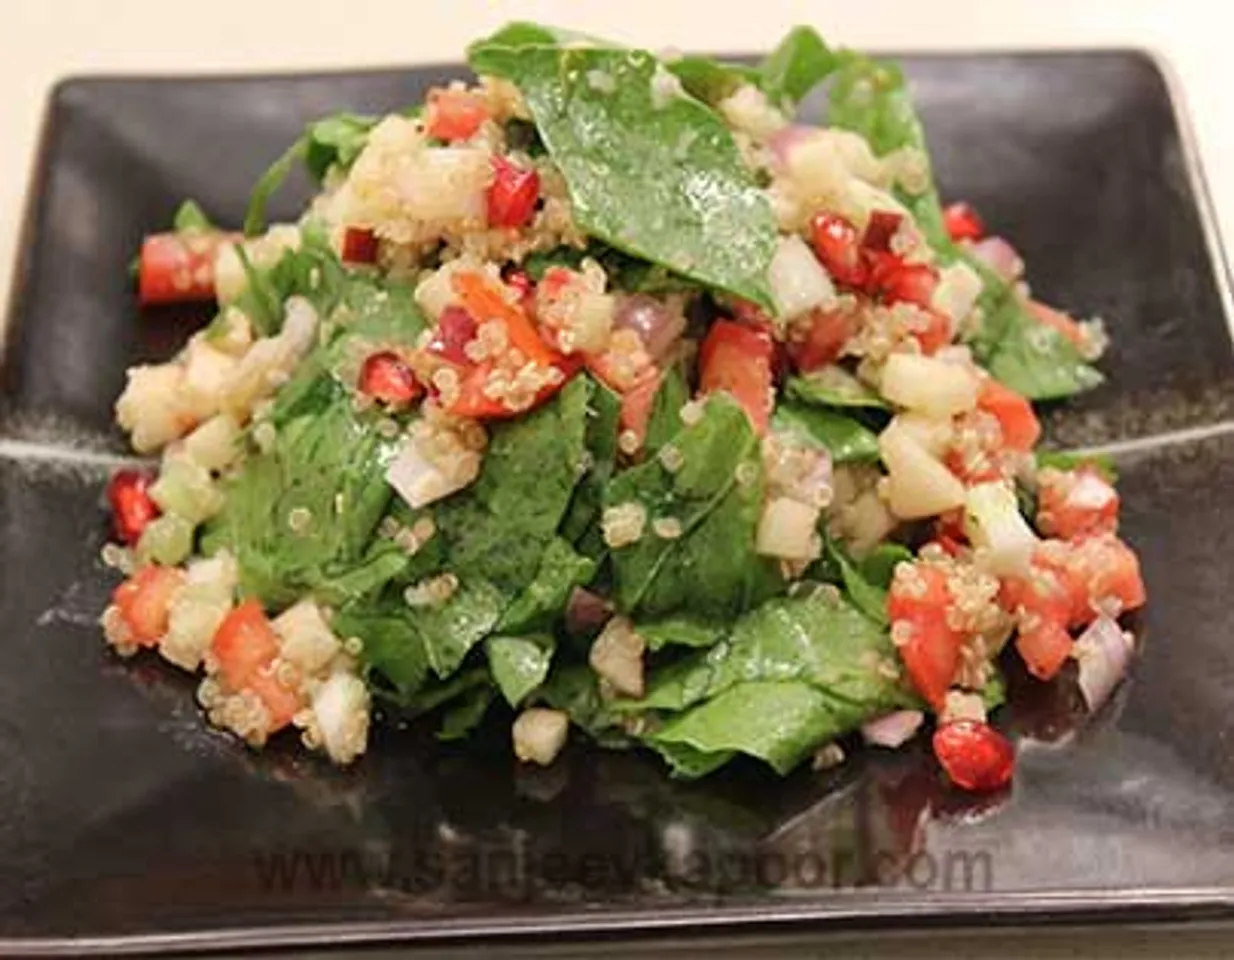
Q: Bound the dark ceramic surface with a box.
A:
[1,51,1232,953]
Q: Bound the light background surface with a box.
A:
[4,1,1232,954]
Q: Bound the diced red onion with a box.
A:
[565,587,612,637]
[766,124,816,171]
[613,295,685,361]
[861,710,925,748]
[1074,616,1133,711]
[969,237,1024,282]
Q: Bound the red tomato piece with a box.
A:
[932,720,1015,792]
[1037,467,1120,540]
[789,307,857,372]
[113,565,185,647]
[247,666,305,732]
[1026,300,1086,349]
[912,309,953,356]
[1015,620,1074,681]
[425,88,489,141]
[977,378,1041,452]
[341,226,379,264]
[106,468,161,546]
[619,370,661,450]
[809,212,867,287]
[942,202,986,243]
[862,210,904,252]
[889,565,964,709]
[211,601,280,692]
[449,356,582,421]
[699,319,774,434]
[138,231,237,306]
[359,351,423,407]
[487,156,541,229]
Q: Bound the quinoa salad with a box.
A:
[101,24,1145,791]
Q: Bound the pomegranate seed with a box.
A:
[502,268,535,305]
[866,252,939,308]
[487,157,540,229]
[932,720,1015,792]
[106,469,160,545]
[427,306,479,366]
[358,351,423,407]
[808,212,866,287]
[341,227,379,264]
[943,202,986,243]
[862,210,903,252]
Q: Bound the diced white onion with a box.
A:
[880,353,980,418]
[931,260,983,324]
[879,421,967,520]
[386,433,479,509]
[964,481,1039,577]
[769,234,836,320]
[311,671,370,765]
[589,617,646,698]
[274,600,342,675]
[755,496,821,560]
[861,710,925,748]
[512,708,569,766]
[888,412,953,459]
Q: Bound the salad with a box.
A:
[100,24,1145,791]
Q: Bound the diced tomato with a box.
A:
[698,319,774,434]
[113,566,185,647]
[942,202,986,243]
[862,210,904,252]
[932,720,1014,792]
[359,351,423,407]
[1026,300,1086,349]
[211,601,280,692]
[809,212,867,287]
[247,666,304,731]
[1015,620,1074,681]
[1037,467,1120,540]
[789,307,857,372]
[1065,535,1146,619]
[341,227,379,264]
[867,252,939,308]
[889,565,963,709]
[1009,536,1145,629]
[487,156,541,229]
[452,270,557,367]
[619,370,661,450]
[138,231,238,306]
[426,306,479,366]
[449,356,582,420]
[106,468,160,546]
[425,88,489,141]
[977,379,1041,452]
[911,309,953,356]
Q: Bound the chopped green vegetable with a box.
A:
[1036,449,1118,483]
[468,38,779,309]
[487,634,554,706]
[757,25,838,108]
[665,56,757,105]
[496,538,596,634]
[639,615,726,652]
[436,686,494,741]
[856,543,913,589]
[561,378,622,552]
[786,369,890,410]
[771,401,880,463]
[823,537,890,625]
[643,362,690,456]
[172,199,214,233]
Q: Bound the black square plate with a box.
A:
[3,50,1234,954]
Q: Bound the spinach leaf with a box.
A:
[333,599,429,700]
[648,680,864,776]
[436,686,494,741]
[1036,448,1118,483]
[856,542,913,589]
[487,634,554,706]
[757,26,838,108]
[643,362,690,456]
[537,664,628,745]
[407,666,490,715]
[411,579,507,678]
[173,199,214,233]
[665,56,757,105]
[983,666,1007,712]
[496,538,596,634]
[523,246,589,280]
[648,739,736,779]
[243,113,378,235]
[786,368,889,410]
[201,397,402,610]
[435,376,591,595]
[468,41,779,309]
[639,615,726,652]
[561,377,621,551]
[232,225,350,336]
[772,401,880,463]
[605,395,782,619]
[978,293,1104,400]
[823,537,889,625]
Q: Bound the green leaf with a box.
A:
[407,666,490,715]
[243,134,308,237]
[772,401,880,464]
[979,294,1105,400]
[333,600,429,701]
[523,246,589,281]
[1036,448,1118,483]
[303,113,379,183]
[648,680,863,776]
[436,686,494,741]
[536,664,626,743]
[487,634,554,706]
[647,739,736,779]
[496,538,596,634]
[468,42,779,309]
[758,26,838,108]
[785,368,889,410]
[639,615,726,652]
[665,56,757,105]
[232,224,351,336]
[643,362,690,456]
[982,666,1007,712]
[561,377,622,551]
[435,376,592,595]
[412,579,508,679]
[823,536,888,625]
[172,199,214,233]
[605,394,782,619]
[856,543,913,590]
